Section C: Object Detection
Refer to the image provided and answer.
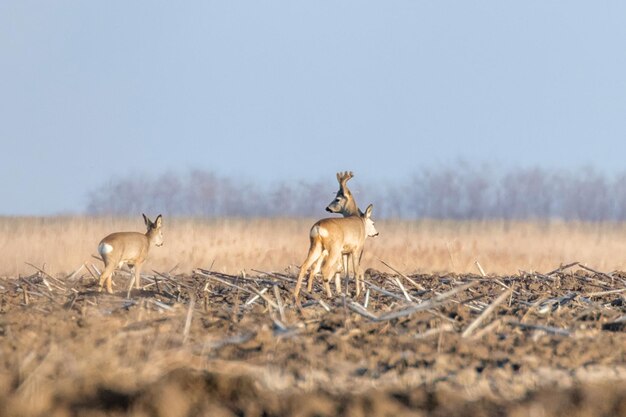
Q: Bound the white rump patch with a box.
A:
[98,242,113,255]
[311,225,329,238]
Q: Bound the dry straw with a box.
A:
[2,216,626,278]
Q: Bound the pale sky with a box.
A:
[1,1,625,215]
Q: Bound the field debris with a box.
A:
[0,264,625,416]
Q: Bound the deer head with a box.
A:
[326,171,359,216]
[143,213,164,247]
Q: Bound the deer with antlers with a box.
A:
[326,171,360,217]
[294,172,379,299]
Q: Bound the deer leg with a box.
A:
[356,250,366,295]
[106,270,114,294]
[335,254,347,295]
[334,255,344,295]
[321,249,342,298]
[346,253,355,296]
[352,252,361,297]
[98,262,116,294]
[309,249,327,292]
[294,241,322,298]
[334,272,341,295]
[134,262,144,289]
[98,264,110,290]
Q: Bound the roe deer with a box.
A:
[294,204,378,299]
[97,214,163,294]
[322,171,369,295]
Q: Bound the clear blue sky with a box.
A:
[1,1,625,215]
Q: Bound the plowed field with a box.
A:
[1,265,625,416]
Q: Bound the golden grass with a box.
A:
[1,216,626,278]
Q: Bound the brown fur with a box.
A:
[294,206,377,299]
[322,171,371,294]
[97,214,163,294]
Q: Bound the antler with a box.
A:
[336,171,354,187]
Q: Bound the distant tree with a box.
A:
[498,167,556,219]
[185,170,220,216]
[611,173,626,221]
[85,166,626,221]
[86,176,147,215]
[558,167,610,221]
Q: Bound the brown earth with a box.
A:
[0,265,625,416]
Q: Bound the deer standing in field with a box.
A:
[322,171,364,293]
[294,204,378,299]
[302,171,376,297]
[294,172,379,299]
[97,214,163,294]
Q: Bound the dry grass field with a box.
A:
[2,216,626,279]
[1,217,625,416]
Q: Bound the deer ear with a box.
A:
[155,215,162,228]
[142,213,150,226]
[365,204,373,218]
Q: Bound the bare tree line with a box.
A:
[86,169,331,218]
[86,166,626,221]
